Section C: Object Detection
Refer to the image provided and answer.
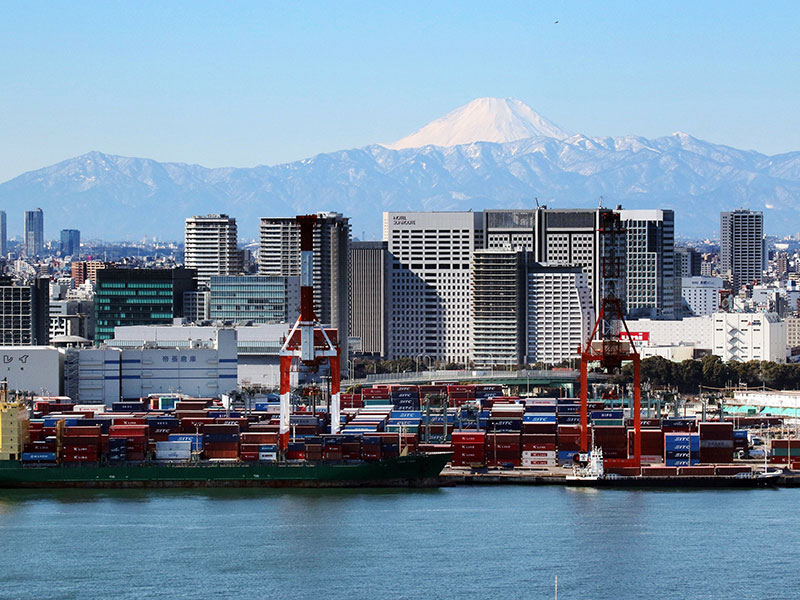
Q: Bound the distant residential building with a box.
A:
[0,210,6,256]
[682,276,724,316]
[71,261,113,286]
[619,209,678,318]
[184,214,240,287]
[209,275,299,324]
[0,276,50,345]
[711,312,785,363]
[720,209,764,292]
[94,268,197,341]
[60,229,80,256]
[676,246,702,277]
[349,241,390,357]
[24,208,44,257]
[786,316,800,350]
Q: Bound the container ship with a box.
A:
[0,385,450,489]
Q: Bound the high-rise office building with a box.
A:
[483,208,627,314]
[676,246,702,277]
[60,229,80,256]
[0,276,50,345]
[24,208,44,257]
[183,291,210,323]
[349,241,390,357]
[472,249,525,367]
[184,214,240,287]
[527,265,594,365]
[618,209,678,319]
[720,209,764,291]
[383,211,482,363]
[259,213,350,352]
[94,268,196,341]
[209,275,299,324]
[0,211,6,256]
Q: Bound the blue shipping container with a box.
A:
[21,452,57,461]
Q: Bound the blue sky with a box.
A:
[1,1,799,182]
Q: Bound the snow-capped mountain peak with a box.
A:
[385,97,573,150]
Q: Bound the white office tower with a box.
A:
[472,249,524,367]
[184,214,240,287]
[259,213,350,367]
[682,276,724,316]
[383,211,482,363]
[527,266,594,365]
[711,312,785,363]
[720,209,764,292]
[618,209,678,319]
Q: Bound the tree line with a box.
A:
[613,355,800,394]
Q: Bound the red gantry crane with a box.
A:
[579,210,642,467]
[278,215,341,451]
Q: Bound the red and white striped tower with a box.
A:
[278,215,342,450]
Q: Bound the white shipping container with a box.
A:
[522,458,556,467]
[522,450,556,459]
[155,441,192,460]
[259,452,277,462]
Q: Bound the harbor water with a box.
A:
[1,486,798,599]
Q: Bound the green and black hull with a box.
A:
[0,453,452,489]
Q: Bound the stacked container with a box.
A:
[664,432,700,466]
[154,441,192,462]
[202,423,240,459]
[109,424,148,461]
[451,431,486,466]
[61,424,103,464]
[447,385,475,407]
[698,422,734,464]
[390,385,420,411]
[488,403,524,433]
[593,426,628,460]
[486,432,521,467]
[627,429,664,463]
[770,439,800,464]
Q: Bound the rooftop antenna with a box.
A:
[535,197,540,208]
[598,195,604,209]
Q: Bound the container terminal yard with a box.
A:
[2,377,800,488]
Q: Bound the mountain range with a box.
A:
[2,97,798,240]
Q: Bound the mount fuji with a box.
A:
[1,97,798,240]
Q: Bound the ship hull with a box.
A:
[0,453,452,489]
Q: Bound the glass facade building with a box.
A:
[95,268,196,341]
[209,275,299,324]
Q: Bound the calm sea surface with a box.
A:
[1,486,798,599]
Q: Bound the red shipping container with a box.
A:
[204,450,239,459]
[113,417,147,425]
[64,426,103,436]
[452,431,486,444]
[678,466,715,476]
[641,466,677,477]
[714,465,751,476]
[240,452,259,461]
